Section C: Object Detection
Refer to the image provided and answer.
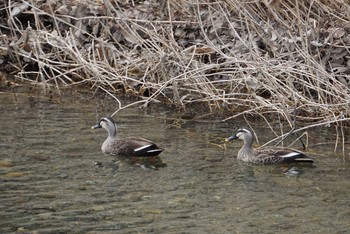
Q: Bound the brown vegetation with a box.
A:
[1,1,349,134]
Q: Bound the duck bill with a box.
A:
[225,135,238,142]
[91,124,102,129]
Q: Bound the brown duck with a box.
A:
[226,127,314,164]
[92,116,163,157]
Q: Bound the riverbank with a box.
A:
[1,0,349,128]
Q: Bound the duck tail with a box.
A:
[294,157,314,163]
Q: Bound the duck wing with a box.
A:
[255,146,314,164]
[118,137,164,157]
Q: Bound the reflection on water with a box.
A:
[0,85,349,233]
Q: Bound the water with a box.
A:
[1,85,349,233]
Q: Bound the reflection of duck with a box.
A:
[225,127,314,164]
[92,117,164,157]
[94,155,166,172]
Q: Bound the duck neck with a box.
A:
[241,138,253,154]
[107,124,117,139]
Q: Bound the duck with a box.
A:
[225,127,314,164]
[92,116,164,157]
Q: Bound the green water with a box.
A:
[0,85,349,233]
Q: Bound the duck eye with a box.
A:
[100,118,108,123]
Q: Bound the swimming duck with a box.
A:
[225,127,314,164]
[92,116,163,157]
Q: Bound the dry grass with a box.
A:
[1,0,349,154]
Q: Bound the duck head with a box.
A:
[92,116,117,137]
[225,127,253,142]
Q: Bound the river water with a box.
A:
[1,84,349,233]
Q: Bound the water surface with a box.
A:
[0,85,349,233]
